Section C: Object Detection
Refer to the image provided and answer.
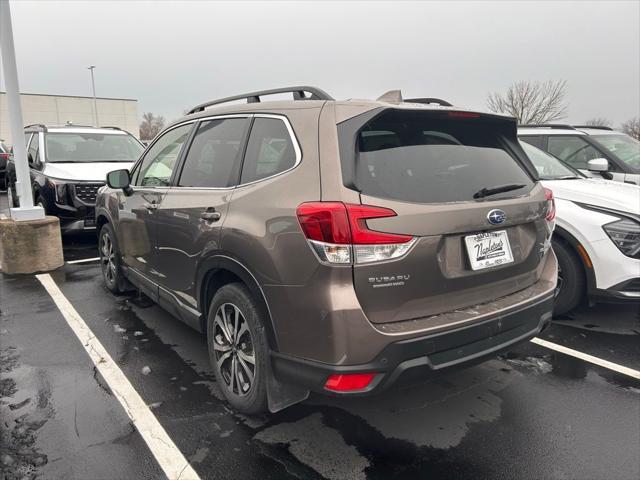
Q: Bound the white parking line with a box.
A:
[66,257,101,264]
[531,337,640,380]
[36,274,201,480]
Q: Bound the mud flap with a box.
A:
[266,370,309,413]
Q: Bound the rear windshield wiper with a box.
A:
[473,183,526,199]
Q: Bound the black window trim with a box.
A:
[164,113,303,191]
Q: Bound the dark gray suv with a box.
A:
[96,86,558,414]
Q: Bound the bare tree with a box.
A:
[621,117,640,140]
[583,117,612,128]
[487,80,568,125]
[139,112,166,140]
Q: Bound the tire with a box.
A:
[99,223,130,294]
[207,283,269,414]
[552,238,586,316]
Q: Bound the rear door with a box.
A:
[153,116,250,318]
[339,109,551,324]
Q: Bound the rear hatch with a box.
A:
[338,108,551,324]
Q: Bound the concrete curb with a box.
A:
[0,216,64,274]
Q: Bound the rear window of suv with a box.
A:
[342,110,534,203]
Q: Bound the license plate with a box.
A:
[84,218,96,227]
[464,230,514,271]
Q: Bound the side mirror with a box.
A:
[587,158,609,172]
[107,169,133,195]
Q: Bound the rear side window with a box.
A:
[179,118,247,188]
[519,135,546,150]
[240,117,297,184]
[344,110,533,203]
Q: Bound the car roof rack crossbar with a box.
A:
[404,97,453,107]
[187,86,334,115]
[519,124,576,130]
[573,125,613,131]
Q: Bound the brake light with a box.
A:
[324,373,377,392]
[544,188,556,221]
[296,202,416,264]
[447,111,480,119]
[296,202,351,244]
[0,153,10,160]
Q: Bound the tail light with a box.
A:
[544,188,556,221]
[0,153,10,160]
[324,373,377,392]
[296,202,416,264]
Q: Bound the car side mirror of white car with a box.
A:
[587,158,609,172]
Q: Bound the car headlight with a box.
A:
[47,179,69,204]
[603,218,640,258]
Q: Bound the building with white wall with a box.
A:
[0,92,139,146]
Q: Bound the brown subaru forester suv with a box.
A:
[96,86,557,414]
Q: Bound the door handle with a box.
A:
[200,209,221,222]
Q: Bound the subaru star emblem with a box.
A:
[487,209,507,225]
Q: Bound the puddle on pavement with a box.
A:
[0,346,52,479]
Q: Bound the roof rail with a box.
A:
[100,126,124,131]
[404,97,453,107]
[519,124,576,130]
[573,125,613,131]
[187,86,334,115]
[24,124,47,131]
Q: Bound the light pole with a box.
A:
[0,0,43,220]
[88,65,99,127]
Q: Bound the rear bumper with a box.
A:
[271,290,554,396]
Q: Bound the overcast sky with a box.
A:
[3,0,639,126]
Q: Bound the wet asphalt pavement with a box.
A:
[1,224,639,479]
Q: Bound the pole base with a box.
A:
[10,206,45,221]
[0,216,64,274]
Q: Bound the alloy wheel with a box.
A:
[100,232,116,285]
[212,303,256,396]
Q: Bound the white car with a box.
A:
[521,142,640,315]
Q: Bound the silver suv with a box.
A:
[96,87,558,414]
